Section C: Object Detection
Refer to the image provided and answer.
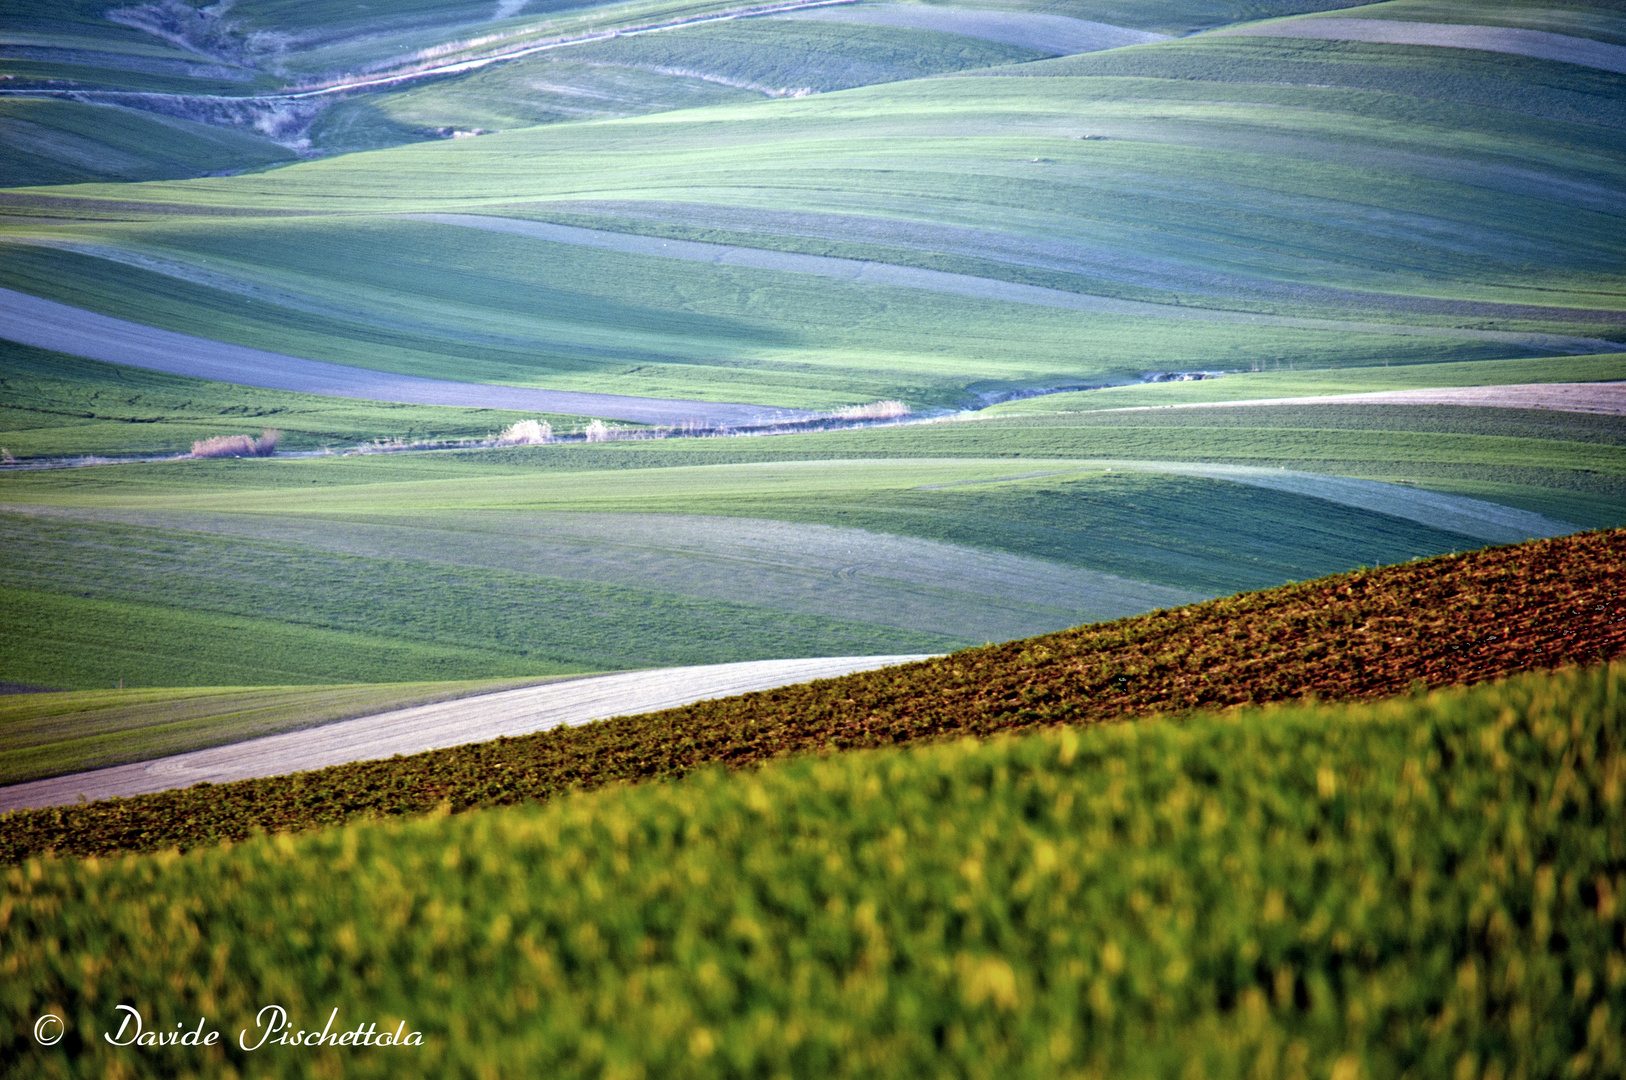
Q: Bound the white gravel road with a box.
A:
[0,654,934,812]
[0,286,809,427]
[1106,382,1626,417]
[1215,18,1626,74]
[405,215,1624,354]
[778,5,1168,54]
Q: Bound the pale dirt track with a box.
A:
[1106,382,1626,417]
[0,655,934,812]
[1215,18,1626,74]
[0,286,808,427]
[778,6,1167,54]
[405,215,1625,355]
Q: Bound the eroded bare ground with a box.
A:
[0,654,935,811]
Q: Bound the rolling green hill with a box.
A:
[6,384,1620,691]
[0,0,1621,712]
[4,22,1620,410]
[1,8,1623,1074]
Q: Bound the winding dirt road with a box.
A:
[0,655,934,812]
[0,286,809,426]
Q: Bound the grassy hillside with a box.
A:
[0,218,1533,411]
[5,526,1618,862]
[0,99,295,187]
[1262,0,1626,43]
[0,507,965,690]
[5,659,1622,1077]
[2,374,1618,691]
[4,26,1620,407]
[367,19,1051,133]
[0,0,1169,178]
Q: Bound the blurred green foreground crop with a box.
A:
[5,662,1623,1079]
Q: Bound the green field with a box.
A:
[6,660,1622,1077]
[367,19,1051,133]
[0,505,969,690]
[5,26,1622,409]
[5,383,1620,690]
[5,330,1621,697]
[2,7,1623,1072]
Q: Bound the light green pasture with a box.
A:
[3,384,1618,691]
[12,59,1622,309]
[0,221,1526,410]
[0,456,1487,691]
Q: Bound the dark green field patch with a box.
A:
[0,98,294,188]
[618,470,1483,595]
[1019,35,1626,131]
[0,584,570,689]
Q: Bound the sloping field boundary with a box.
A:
[777,5,1168,54]
[0,654,933,811]
[0,286,811,427]
[916,460,1577,544]
[1104,382,1626,417]
[18,506,1203,645]
[1118,462,1577,544]
[1214,18,1626,74]
[405,215,1625,354]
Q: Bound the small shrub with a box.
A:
[832,400,910,420]
[494,419,553,446]
[190,428,279,458]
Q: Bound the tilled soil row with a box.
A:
[5,529,1623,863]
